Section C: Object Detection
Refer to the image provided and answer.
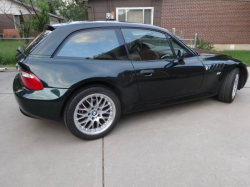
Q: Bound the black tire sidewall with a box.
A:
[218,68,239,103]
[64,86,121,140]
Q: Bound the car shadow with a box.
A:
[112,97,218,134]
[24,117,86,142]
[27,97,218,141]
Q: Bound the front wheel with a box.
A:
[218,68,240,103]
[64,86,121,140]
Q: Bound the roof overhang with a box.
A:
[10,0,64,20]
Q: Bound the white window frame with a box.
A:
[116,7,154,25]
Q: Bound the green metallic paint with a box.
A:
[13,74,70,120]
[13,22,249,121]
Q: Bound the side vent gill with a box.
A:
[208,63,225,72]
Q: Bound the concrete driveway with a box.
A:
[0,68,250,187]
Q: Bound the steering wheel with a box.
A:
[160,54,172,59]
[129,40,142,53]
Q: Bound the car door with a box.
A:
[121,28,205,102]
[47,28,140,107]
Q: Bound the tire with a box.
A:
[64,85,121,140]
[218,68,240,103]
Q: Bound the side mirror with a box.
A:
[175,50,185,65]
[177,50,184,60]
[17,46,26,57]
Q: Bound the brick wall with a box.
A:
[0,14,15,34]
[161,0,250,44]
[88,0,162,26]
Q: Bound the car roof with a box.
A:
[50,21,170,33]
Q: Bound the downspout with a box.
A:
[89,5,95,21]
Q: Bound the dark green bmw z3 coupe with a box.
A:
[14,21,248,140]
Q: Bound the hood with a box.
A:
[192,48,243,63]
[192,48,226,56]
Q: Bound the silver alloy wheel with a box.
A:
[232,73,239,99]
[74,93,116,135]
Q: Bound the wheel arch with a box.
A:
[60,81,124,118]
[227,64,248,90]
[237,65,248,89]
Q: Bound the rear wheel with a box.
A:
[64,86,121,140]
[218,68,239,103]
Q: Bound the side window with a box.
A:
[169,38,192,57]
[56,29,128,60]
[121,29,174,61]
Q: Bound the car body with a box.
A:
[13,21,248,139]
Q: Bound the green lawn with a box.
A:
[0,40,26,66]
[219,50,250,66]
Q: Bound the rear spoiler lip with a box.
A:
[44,24,58,31]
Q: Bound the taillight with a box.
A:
[20,70,44,90]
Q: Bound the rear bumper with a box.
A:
[13,74,69,121]
[20,108,37,119]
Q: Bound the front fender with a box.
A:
[199,55,248,93]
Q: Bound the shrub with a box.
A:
[196,36,214,51]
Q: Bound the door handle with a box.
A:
[140,70,155,76]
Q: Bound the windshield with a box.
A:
[24,30,52,54]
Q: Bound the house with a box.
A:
[0,0,64,37]
[86,0,250,50]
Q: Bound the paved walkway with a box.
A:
[0,68,250,187]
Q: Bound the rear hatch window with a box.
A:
[24,30,52,54]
